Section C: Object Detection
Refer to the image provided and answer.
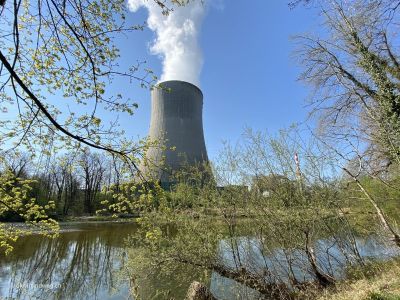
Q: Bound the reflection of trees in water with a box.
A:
[1,223,137,300]
[1,222,397,299]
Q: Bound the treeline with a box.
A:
[0,150,128,220]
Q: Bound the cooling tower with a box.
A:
[141,80,209,187]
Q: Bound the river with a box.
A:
[0,221,398,299]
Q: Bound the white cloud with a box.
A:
[128,0,207,87]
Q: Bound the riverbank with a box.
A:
[1,215,138,235]
[315,259,400,300]
[58,214,138,222]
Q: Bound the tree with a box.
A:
[124,128,364,298]
[49,154,79,215]
[296,0,400,247]
[296,0,400,169]
[79,151,106,214]
[0,165,58,254]
[0,0,179,253]
[0,0,176,170]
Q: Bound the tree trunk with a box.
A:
[304,230,335,287]
[343,168,400,248]
[185,282,216,300]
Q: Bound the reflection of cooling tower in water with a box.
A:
[141,80,209,187]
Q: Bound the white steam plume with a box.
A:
[128,0,206,87]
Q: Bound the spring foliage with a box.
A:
[0,168,59,255]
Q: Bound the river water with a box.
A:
[0,221,398,299]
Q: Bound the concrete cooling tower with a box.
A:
[141,80,209,188]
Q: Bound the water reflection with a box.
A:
[210,235,399,299]
[0,222,136,300]
[0,222,399,300]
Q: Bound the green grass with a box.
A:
[367,291,400,300]
[317,259,400,300]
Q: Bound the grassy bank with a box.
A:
[316,259,400,300]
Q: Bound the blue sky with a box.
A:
[83,1,321,160]
[114,1,320,160]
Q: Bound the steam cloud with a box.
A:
[128,0,206,87]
